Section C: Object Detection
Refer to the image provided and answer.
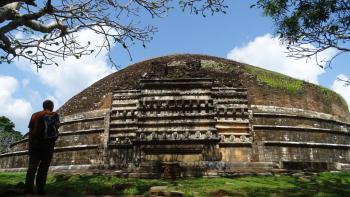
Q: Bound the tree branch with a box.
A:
[0,0,36,7]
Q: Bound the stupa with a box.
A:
[1,54,349,177]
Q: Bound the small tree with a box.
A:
[0,0,227,68]
[0,116,22,153]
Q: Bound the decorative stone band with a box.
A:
[9,138,29,148]
[132,138,221,145]
[60,109,109,125]
[59,128,104,135]
[9,128,105,149]
[263,141,350,149]
[0,164,101,173]
[139,78,213,89]
[219,142,252,147]
[252,105,350,125]
[254,125,350,135]
[0,144,100,158]
[110,129,220,145]
[0,150,27,157]
[254,113,350,128]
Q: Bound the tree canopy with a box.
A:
[255,0,350,84]
[0,116,22,153]
[0,0,227,68]
[1,1,349,84]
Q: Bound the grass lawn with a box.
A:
[1,171,350,196]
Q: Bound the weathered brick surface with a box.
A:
[55,133,103,147]
[220,147,252,162]
[51,149,103,166]
[261,146,349,163]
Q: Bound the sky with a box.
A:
[0,1,350,133]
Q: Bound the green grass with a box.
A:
[319,86,349,112]
[244,65,304,94]
[244,64,349,112]
[1,172,350,196]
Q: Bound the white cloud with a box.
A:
[15,29,115,107]
[227,34,337,84]
[332,75,350,109]
[0,75,33,133]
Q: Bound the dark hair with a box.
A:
[43,100,54,109]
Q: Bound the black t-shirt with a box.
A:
[28,111,59,140]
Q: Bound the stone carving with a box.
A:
[229,135,235,142]
[184,131,190,139]
[151,132,157,140]
[205,131,212,139]
[160,132,166,140]
[140,133,146,140]
[195,131,201,139]
[172,132,178,140]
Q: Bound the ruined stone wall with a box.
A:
[252,105,350,167]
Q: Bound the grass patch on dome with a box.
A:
[1,171,350,196]
[319,86,349,112]
[244,65,304,94]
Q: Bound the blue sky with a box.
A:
[0,1,349,133]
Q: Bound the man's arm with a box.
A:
[28,115,33,135]
[55,113,61,129]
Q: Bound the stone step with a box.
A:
[212,92,248,97]
[216,99,248,104]
[212,87,247,91]
[225,162,279,169]
[216,103,249,108]
[138,90,212,97]
[137,112,216,118]
[109,127,138,132]
[335,162,350,170]
[218,132,250,136]
[138,119,215,125]
[137,127,216,133]
[216,125,250,130]
[109,120,138,125]
[216,119,250,124]
[109,133,136,138]
[112,95,140,100]
[111,106,138,111]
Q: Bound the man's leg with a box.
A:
[36,143,54,195]
[24,142,40,194]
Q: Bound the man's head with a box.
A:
[43,100,54,111]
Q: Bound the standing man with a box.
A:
[25,100,60,195]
